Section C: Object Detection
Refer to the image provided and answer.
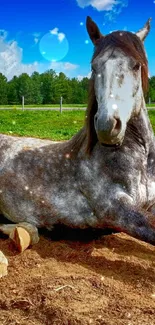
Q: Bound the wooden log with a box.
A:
[10,227,31,253]
[0,251,8,278]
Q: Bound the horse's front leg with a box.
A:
[107,201,155,244]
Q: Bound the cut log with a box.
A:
[0,222,39,252]
[0,251,8,278]
[10,227,31,253]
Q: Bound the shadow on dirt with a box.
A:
[39,224,116,242]
[35,225,155,288]
[1,214,155,288]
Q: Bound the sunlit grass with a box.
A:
[0,109,155,141]
[148,110,155,134]
[0,110,85,140]
[0,104,86,109]
[0,103,153,108]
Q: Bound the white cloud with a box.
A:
[50,27,66,43]
[77,71,91,81]
[76,0,116,11]
[64,62,79,70]
[43,61,79,78]
[32,32,41,45]
[104,0,128,21]
[50,61,79,72]
[76,0,128,21]
[77,75,84,81]
[58,33,65,42]
[0,32,40,80]
[85,40,89,44]
[34,37,39,44]
[80,22,84,26]
[0,29,79,80]
[50,27,59,35]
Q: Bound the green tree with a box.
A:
[0,73,8,104]
[0,68,98,105]
[40,69,57,104]
[54,72,72,104]
[69,78,88,104]
[17,73,32,104]
[79,77,89,103]
[149,77,155,102]
[69,78,80,103]
[31,72,42,104]
[7,76,18,105]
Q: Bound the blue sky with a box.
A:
[0,0,155,80]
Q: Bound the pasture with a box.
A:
[0,109,85,140]
[0,104,86,109]
[0,108,155,139]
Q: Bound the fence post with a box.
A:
[149,97,151,105]
[22,96,24,111]
[60,96,63,113]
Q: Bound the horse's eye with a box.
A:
[92,67,96,74]
[133,63,140,71]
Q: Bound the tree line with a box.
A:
[149,76,155,102]
[0,69,155,105]
[0,69,89,105]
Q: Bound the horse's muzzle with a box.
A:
[94,114,122,145]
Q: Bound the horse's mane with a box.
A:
[93,31,148,93]
[67,31,149,156]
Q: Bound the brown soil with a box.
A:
[0,226,155,325]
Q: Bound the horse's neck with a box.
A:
[127,101,154,152]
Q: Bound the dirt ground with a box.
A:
[0,225,155,325]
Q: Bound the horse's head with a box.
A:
[86,17,151,147]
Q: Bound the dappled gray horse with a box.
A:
[0,17,155,245]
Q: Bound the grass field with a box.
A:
[0,103,154,109]
[0,110,85,140]
[147,103,155,107]
[0,109,155,140]
[0,104,86,109]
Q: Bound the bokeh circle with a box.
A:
[39,31,69,62]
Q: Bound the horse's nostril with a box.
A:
[111,117,122,136]
[115,118,121,131]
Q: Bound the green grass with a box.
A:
[146,103,155,107]
[0,110,85,140]
[0,109,155,141]
[148,110,155,133]
[0,104,86,109]
[0,103,154,109]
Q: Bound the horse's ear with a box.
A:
[136,18,152,41]
[86,16,103,45]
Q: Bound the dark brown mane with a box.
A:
[93,31,148,93]
[67,31,149,156]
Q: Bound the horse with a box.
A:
[0,16,155,246]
